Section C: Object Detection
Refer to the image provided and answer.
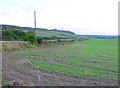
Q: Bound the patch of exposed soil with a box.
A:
[19,59,31,64]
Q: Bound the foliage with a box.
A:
[23,31,36,44]
[2,29,36,43]
[2,29,25,41]
[36,37,43,44]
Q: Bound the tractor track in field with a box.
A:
[2,45,119,86]
[45,57,118,74]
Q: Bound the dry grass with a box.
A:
[2,41,34,51]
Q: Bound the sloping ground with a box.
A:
[1,24,82,40]
[2,39,119,86]
[36,30,81,39]
[2,41,25,51]
[2,41,36,51]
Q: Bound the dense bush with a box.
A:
[2,29,36,43]
[23,32,36,44]
[2,29,25,41]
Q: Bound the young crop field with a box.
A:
[36,30,81,39]
[2,39,118,86]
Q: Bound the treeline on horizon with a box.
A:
[0,24,76,43]
[81,35,119,39]
[1,24,75,35]
[0,24,119,42]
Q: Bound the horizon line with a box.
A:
[0,24,118,35]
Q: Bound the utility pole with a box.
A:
[34,11,37,42]
[34,11,36,28]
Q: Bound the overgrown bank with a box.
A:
[2,38,77,51]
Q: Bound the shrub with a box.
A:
[2,29,36,43]
[23,33,36,44]
[2,44,9,51]
[36,37,43,44]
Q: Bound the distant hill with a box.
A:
[36,30,80,40]
[80,35,119,39]
[2,24,118,40]
[1,24,82,40]
[49,29,75,34]
[1,24,34,31]
[1,24,75,34]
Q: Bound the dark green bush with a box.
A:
[2,29,36,43]
[23,33,36,44]
[36,37,43,44]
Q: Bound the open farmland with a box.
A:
[2,39,118,86]
[36,30,81,39]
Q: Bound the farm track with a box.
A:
[2,40,119,86]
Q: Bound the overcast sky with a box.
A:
[0,0,119,35]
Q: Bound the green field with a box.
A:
[36,30,81,39]
[3,38,118,86]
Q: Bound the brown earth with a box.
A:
[2,46,118,86]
